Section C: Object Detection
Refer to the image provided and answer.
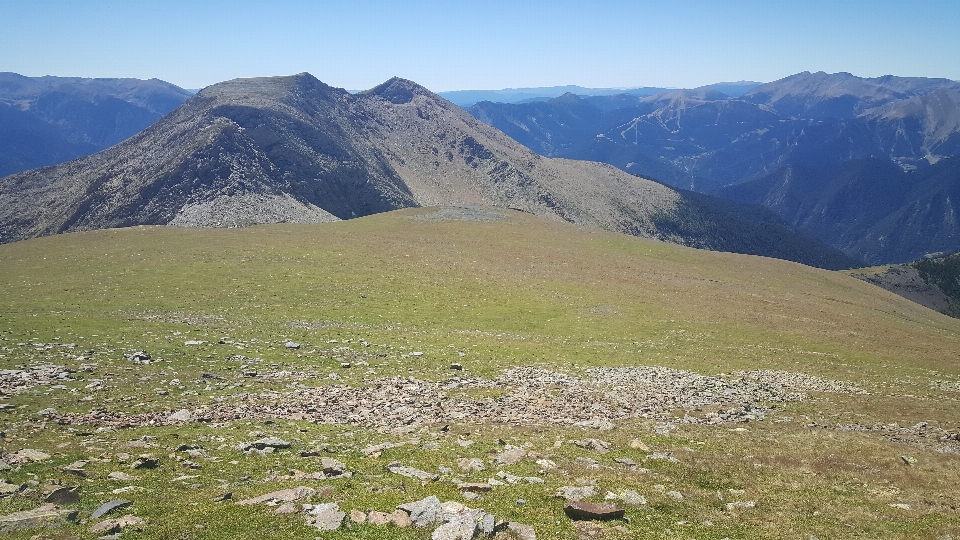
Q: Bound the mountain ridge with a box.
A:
[0,72,855,269]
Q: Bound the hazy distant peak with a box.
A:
[363,76,439,104]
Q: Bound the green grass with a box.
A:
[1,207,959,539]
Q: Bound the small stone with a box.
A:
[667,491,684,499]
[573,438,611,453]
[457,457,485,471]
[320,457,347,476]
[385,462,438,482]
[536,458,557,469]
[340,362,351,368]
[90,500,133,519]
[0,504,78,533]
[506,522,537,540]
[38,407,58,417]
[494,446,526,465]
[309,502,345,531]
[462,491,481,501]
[274,502,298,514]
[212,492,232,502]
[563,501,625,521]
[556,485,596,501]
[614,457,636,467]
[629,438,650,451]
[166,409,193,423]
[107,471,138,481]
[89,514,145,534]
[130,455,158,470]
[889,503,911,510]
[367,511,392,525]
[457,482,492,492]
[396,495,443,527]
[390,509,412,527]
[44,486,80,505]
[236,487,316,505]
[284,341,301,349]
[450,363,463,370]
[15,449,51,463]
[0,481,24,497]
[726,501,756,510]
[350,509,367,523]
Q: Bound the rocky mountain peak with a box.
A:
[363,77,439,104]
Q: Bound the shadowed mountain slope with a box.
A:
[0,73,193,176]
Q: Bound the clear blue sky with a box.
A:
[2,0,958,92]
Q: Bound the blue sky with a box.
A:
[2,0,958,92]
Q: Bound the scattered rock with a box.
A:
[397,495,443,527]
[88,514,145,534]
[123,351,151,363]
[390,509,413,527]
[667,491,684,499]
[320,457,347,476]
[556,485,597,501]
[613,457,636,467]
[573,418,615,430]
[44,486,80,505]
[367,510,393,525]
[62,461,89,477]
[361,441,404,455]
[385,462,438,482]
[14,449,51,463]
[130,455,158,469]
[629,438,650,451]
[307,502,345,531]
[494,446,526,465]
[457,482,492,493]
[107,471,138,482]
[235,487,315,505]
[450,363,463,371]
[212,492,232,502]
[506,522,537,540]
[90,500,133,519]
[0,504,79,533]
[166,409,193,423]
[274,502,298,514]
[458,457,485,471]
[350,509,367,523]
[237,437,291,453]
[38,407,58,417]
[889,503,911,510]
[563,501,625,521]
[726,501,756,510]
[285,341,301,349]
[573,438,611,453]
[0,481,24,497]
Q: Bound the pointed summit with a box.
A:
[364,77,439,104]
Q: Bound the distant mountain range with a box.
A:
[438,81,761,107]
[0,73,193,177]
[0,73,854,269]
[468,71,960,263]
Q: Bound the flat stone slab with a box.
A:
[91,500,133,519]
[0,504,79,533]
[89,514,145,534]
[385,462,438,482]
[237,437,291,452]
[235,486,315,505]
[307,502,344,531]
[563,501,625,521]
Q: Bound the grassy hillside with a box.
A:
[1,208,958,539]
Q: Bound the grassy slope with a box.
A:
[1,207,959,539]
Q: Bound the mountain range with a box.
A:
[0,72,193,177]
[467,71,960,263]
[0,73,855,269]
